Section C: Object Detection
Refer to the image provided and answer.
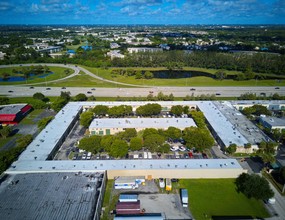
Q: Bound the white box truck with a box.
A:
[181,189,188,207]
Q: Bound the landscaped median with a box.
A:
[178,179,270,219]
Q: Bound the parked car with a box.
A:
[159,178,165,188]
[202,152,208,159]
[179,146,186,151]
[188,152,194,158]
[171,178,179,182]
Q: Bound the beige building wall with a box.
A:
[107,168,246,180]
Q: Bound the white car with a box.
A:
[159,178,165,188]
[179,146,186,151]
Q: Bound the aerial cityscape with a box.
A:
[0,0,285,220]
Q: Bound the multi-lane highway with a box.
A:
[0,64,284,97]
[1,85,284,98]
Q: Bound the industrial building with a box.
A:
[0,104,32,125]
[89,117,196,135]
[0,172,106,220]
[259,116,285,131]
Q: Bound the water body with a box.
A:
[0,72,53,82]
[151,70,214,79]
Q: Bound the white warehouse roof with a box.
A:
[89,117,196,130]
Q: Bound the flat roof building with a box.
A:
[0,104,32,125]
[0,172,106,220]
[89,117,196,135]
[260,116,285,131]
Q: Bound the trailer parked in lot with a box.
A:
[181,189,188,207]
[119,194,138,203]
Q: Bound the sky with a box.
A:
[0,0,284,25]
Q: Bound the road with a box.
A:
[0,63,284,97]
[1,85,285,98]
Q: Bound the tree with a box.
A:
[279,166,285,184]
[190,111,206,128]
[257,141,277,165]
[143,128,159,139]
[235,173,274,200]
[100,135,115,152]
[143,134,165,152]
[135,71,143,79]
[109,139,128,158]
[183,127,214,152]
[164,127,181,140]
[0,126,12,139]
[60,91,71,101]
[136,103,162,116]
[80,111,94,128]
[28,99,47,109]
[170,105,184,116]
[16,134,33,148]
[74,93,87,101]
[37,116,54,130]
[0,97,9,105]
[158,143,171,153]
[215,70,227,80]
[118,128,137,142]
[144,71,153,79]
[226,143,237,155]
[78,135,102,154]
[130,137,143,151]
[33,92,46,101]
[51,98,68,112]
[92,105,109,116]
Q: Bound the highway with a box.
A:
[0,63,284,97]
[1,85,284,98]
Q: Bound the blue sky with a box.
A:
[0,0,284,25]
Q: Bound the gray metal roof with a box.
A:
[213,101,269,147]
[0,172,104,220]
[89,117,196,130]
[9,101,246,174]
[198,101,248,147]
[17,102,82,161]
[7,159,242,174]
[260,116,285,127]
[0,104,27,114]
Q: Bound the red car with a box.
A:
[188,152,193,158]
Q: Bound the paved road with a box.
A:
[1,85,285,98]
[1,63,284,97]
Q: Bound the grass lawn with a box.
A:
[0,66,74,85]
[178,179,269,219]
[101,180,119,220]
[8,97,57,104]
[20,109,44,125]
[47,71,121,87]
[84,66,285,87]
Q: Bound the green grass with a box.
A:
[84,66,285,87]
[178,179,269,219]
[47,71,120,87]
[101,180,119,220]
[0,66,74,85]
[20,109,44,125]
[8,97,58,104]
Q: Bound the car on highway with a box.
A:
[215,93,221,96]
[29,86,34,89]
[190,88,196,91]
[87,91,92,94]
[91,88,96,91]
[61,87,66,89]
[275,87,280,89]
[46,88,51,90]
[8,90,13,93]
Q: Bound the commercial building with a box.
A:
[127,47,163,54]
[0,104,32,125]
[259,116,285,131]
[0,172,106,220]
[89,117,196,135]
